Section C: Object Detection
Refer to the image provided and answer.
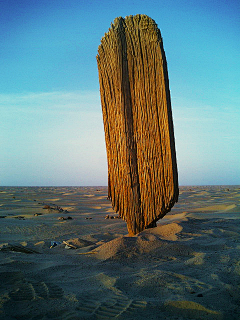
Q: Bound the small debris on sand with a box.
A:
[43,204,67,212]
[50,241,62,248]
[58,216,72,221]
[105,215,120,219]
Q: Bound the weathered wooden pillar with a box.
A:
[97,15,179,236]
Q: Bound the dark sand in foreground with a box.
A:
[0,186,240,319]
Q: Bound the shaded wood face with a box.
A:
[97,15,179,236]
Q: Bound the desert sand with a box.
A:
[0,185,240,319]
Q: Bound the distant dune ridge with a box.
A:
[97,14,179,235]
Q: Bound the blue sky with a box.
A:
[0,0,239,186]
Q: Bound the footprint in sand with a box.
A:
[77,291,147,319]
[0,272,67,318]
[9,280,64,301]
[76,273,147,319]
[0,272,64,302]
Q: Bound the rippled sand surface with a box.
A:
[0,185,239,319]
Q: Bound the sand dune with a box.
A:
[0,186,240,319]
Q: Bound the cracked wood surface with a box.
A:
[97,15,179,235]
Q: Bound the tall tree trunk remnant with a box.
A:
[97,15,179,236]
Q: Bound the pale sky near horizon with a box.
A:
[0,0,239,186]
